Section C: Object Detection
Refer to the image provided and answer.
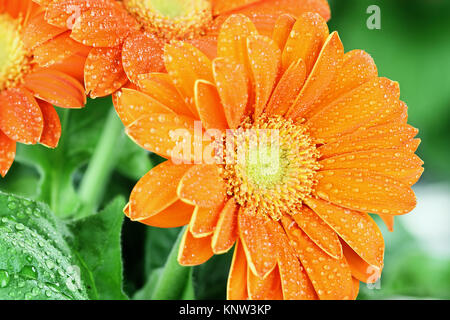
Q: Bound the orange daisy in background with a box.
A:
[115,12,424,300]
[37,0,330,98]
[0,0,88,177]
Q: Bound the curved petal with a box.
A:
[212,198,239,254]
[247,35,281,117]
[238,207,277,278]
[272,14,296,51]
[292,206,343,259]
[227,240,248,300]
[342,241,381,284]
[187,36,218,60]
[281,12,329,73]
[114,88,175,127]
[287,32,344,119]
[212,57,249,129]
[306,197,385,269]
[38,100,61,148]
[128,162,191,221]
[138,72,193,117]
[177,164,227,208]
[194,80,228,130]
[122,32,165,84]
[164,41,214,117]
[0,88,43,144]
[212,0,261,15]
[132,200,193,228]
[314,169,417,215]
[281,215,353,300]
[85,47,128,98]
[307,77,400,142]
[71,6,138,47]
[190,201,225,238]
[178,229,213,266]
[23,69,86,108]
[125,113,198,162]
[266,58,306,116]
[318,122,419,158]
[379,214,394,232]
[22,11,65,49]
[0,131,16,177]
[320,149,424,186]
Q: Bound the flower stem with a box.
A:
[78,105,123,217]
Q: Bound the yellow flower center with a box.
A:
[222,116,321,220]
[123,0,213,40]
[0,13,31,91]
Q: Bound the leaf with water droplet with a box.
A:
[0,192,88,300]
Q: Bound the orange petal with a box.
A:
[320,149,424,186]
[190,201,224,238]
[114,88,174,127]
[22,11,65,49]
[177,164,227,208]
[292,206,342,259]
[0,131,16,177]
[122,32,165,84]
[128,162,191,221]
[266,58,306,116]
[138,72,193,117]
[379,214,394,232]
[194,80,228,130]
[71,6,138,47]
[306,197,385,269]
[266,220,317,300]
[32,30,87,68]
[305,49,378,119]
[281,216,353,300]
[229,0,331,36]
[287,32,344,119]
[247,35,281,117]
[227,240,248,300]
[0,88,43,144]
[135,200,193,228]
[318,122,419,158]
[44,0,118,28]
[212,57,249,129]
[315,169,417,215]
[307,78,400,142]
[48,51,88,83]
[272,14,296,51]
[247,265,283,300]
[84,47,128,98]
[38,100,61,148]
[217,14,257,76]
[23,69,86,108]
[212,198,239,254]
[212,0,261,15]
[238,207,277,278]
[125,113,198,161]
[178,229,213,266]
[281,12,329,73]
[342,241,381,284]
[164,41,214,117]
[187,36,218,60]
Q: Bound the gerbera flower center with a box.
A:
[222,116,321,221]
[123,0,213,40]
[0,13,31,91]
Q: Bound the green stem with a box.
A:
[78,105,124,217]
[152,227,194,300]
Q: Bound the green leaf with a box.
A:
[0,192,88,300]
[13,98,151,219]
[69,197,128,300]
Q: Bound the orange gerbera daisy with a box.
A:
[115,13,424,299]
[0,0,87,177]
[37,0,330,98]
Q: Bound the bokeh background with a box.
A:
[1,0,449,300]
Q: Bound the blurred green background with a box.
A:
[1,0,449,300]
